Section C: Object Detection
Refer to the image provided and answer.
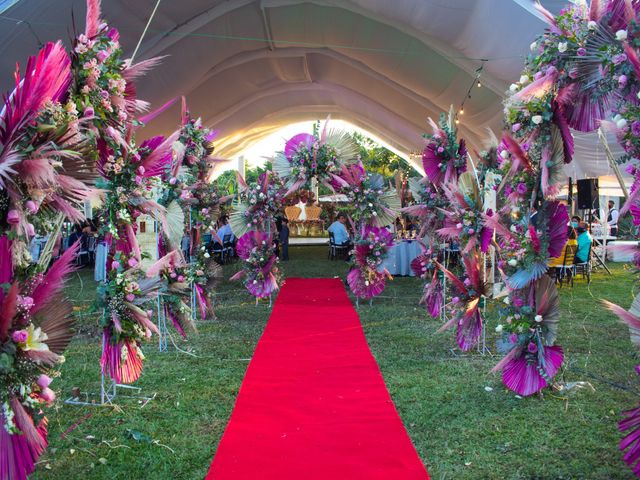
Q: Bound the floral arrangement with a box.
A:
[330,161,400,228]
[410,245,443,318]
[271,118,359,193]
[422,112,468,186]
[0,242,79,480]
[229,172,285,239]
[493,275,562,396]
[231,231,280,298]
[98,250,163,383]
[436,174,494,255]
[436,252,487,351]
[71,0,182,383]
[283,189,316,206]
[346,225,393,299]
[0,12,107,475]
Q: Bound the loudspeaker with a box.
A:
[576,178,599,210]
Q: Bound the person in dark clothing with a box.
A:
[279,218,290,261]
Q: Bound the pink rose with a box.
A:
[125,293,135,302]
[111,260,120,270]
[169,177,177,185]
[146,310,153,318]
[137,166,146,175]
[20,296,34,309]
[128,258,138,267]
[37,374,52,389]
[83,106,95,118]
[96,49,109,62]
[26,223,35,236]
[177,275,185,282]
[7,209,19,224]
[25,201,38,214]
[40,387,56,404]
[12,330,28,343]
[135,175,142,185]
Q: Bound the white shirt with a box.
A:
[608,208,619,227]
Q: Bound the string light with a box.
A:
[453,60,487,126]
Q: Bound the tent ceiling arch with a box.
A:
[0,0,623,179]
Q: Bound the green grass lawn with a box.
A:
[32,247,640,479]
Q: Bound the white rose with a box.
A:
[508,258,518,267]
[372,211,377,216]
[368,203,373,207]
[558,42,568,53]
[588,20,597,30]
[534,314,543,323]
[616,29,628,41]
[519,74,530,85]
[617,118,628,130]
[529,41,537,51]
[531,115,543,125]
[500,150,509,159]
[204,252,210,259]
[495,324,503,333]
[503,297,510,305]
[509,83,518,93]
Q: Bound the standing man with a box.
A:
[607,200,619,237]
[279,218,290,261]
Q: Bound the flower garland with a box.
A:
[346,225,394,299]
[229,172,285,239]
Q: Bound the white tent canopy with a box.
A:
[0,0,628,183]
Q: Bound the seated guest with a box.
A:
[328,213,350,245]
[575,222,592,264]
[567,215,581,240]
[217,216,235,243]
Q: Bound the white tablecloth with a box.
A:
[381,240,421,276]
[94,242,107,282]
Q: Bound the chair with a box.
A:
[75,235,92,266]
[328,232,350,260]
[223,234,235,260]
[555,244,577,288]
[211,242,225,263]
[574,242,593,284]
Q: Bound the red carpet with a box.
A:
[206,278,429,479]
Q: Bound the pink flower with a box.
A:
[25,200,38,214]
[513,297,524,308]
[169,177,177,185]
[137,166,146,175]
[516,183,528,195]
[96,49,109,62]
[40,387,56,404]
[12,330,28,343]
[26,223,35,236]
[83,106,95,117]
[37,374,52,389]
[7,209,20,224]
[111,260,120,270]
[619,75,628,87]
[527,341,538,353]
[146,310,153,318]
[170,272,177,279]
[509,333,518,344]
[125,293,135,302]
[20,296,34,309]
[135,175,142,185]
[128,258,138,267]
[177,275,185,282]
[452,296,460,304]
[512,123,521,133]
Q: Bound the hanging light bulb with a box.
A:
[459,108,464,115]
[477,79,482,87]
[455,118,460,124]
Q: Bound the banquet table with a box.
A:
[381,240,421,276]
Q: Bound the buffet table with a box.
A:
[381,240,421,276]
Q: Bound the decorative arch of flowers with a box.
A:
[229,118,402,300]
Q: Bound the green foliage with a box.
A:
[350,132,419,180]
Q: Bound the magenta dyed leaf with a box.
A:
[502,345,564,396]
